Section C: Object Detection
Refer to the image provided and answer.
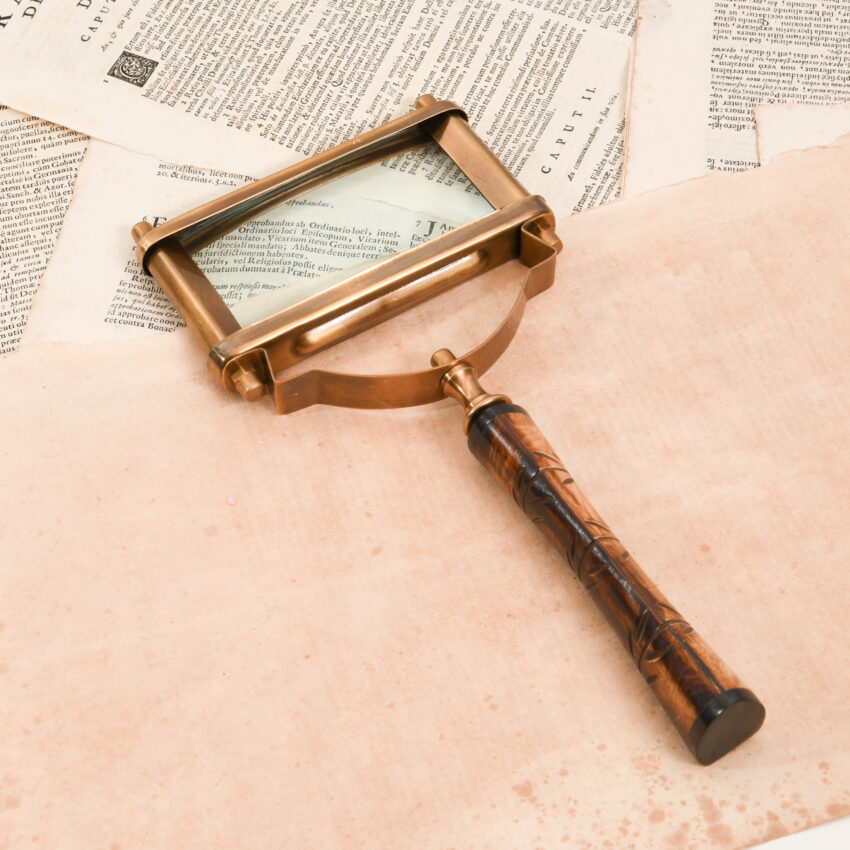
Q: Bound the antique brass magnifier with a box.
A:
[133,95,764,765]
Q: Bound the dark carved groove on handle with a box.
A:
[467,402,764,765]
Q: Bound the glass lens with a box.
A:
[192,141,494,327]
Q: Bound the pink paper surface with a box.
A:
[2,139,850,848]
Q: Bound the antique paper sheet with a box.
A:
[22,137,495,346]
[3,134,850,849]
[756,103,850,165]
[623,0,850,196]
[0,0,633,214]
[0,106,87,354]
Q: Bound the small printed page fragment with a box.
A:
[0,106,87,354]
[624,0,850,196]
[756,102,850,165]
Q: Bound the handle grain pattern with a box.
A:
[467,402,764,764]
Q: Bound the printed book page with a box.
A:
[756,102,850,165]
[0,0,635,215]
[0,106,87,354]
[4,134,850,849]
[623,0,850,196]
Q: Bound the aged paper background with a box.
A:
[2,137,849,849]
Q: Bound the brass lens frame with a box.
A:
[132,95,561,413]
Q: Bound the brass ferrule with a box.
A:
[431,348,510,433]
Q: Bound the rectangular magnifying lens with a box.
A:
[194,139,495,327]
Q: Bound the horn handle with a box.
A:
[465,400,765,764]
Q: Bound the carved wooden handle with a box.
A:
[466,401,765,764]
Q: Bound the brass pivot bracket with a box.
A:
[431,348,510,433]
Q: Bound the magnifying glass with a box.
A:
[132,95,764,765]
